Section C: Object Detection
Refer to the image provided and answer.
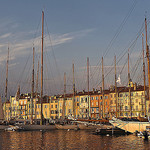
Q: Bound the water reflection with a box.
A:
[0,130,149,150]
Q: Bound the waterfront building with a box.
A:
[3,101,11,120]
[50,96,59,119]
[65,94,73,118]
[75,95,80,118]
[90,90,100,119]
[118,85,148,118]
[19,98,28,119]
[9,96,19,119]
[78,91,89,119]
[57,96,63,119]
[42,96,50,119]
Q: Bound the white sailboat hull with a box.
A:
[109,119,150,133]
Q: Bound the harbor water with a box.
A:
[0,130,150,150]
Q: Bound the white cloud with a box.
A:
[0,28,95,65]
[0,33,12,39]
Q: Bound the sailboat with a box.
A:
[18,11,56,131]
[109,18,150,134]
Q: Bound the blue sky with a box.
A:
[0,0,150,98]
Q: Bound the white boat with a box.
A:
[109,118,150,133]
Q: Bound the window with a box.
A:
[45,105,47,108]
[68,109,71,113]
[77,103,79,106]
[24,101,27,104]
[120,94,123,97]
[96,108,99,113]
[91,108,94,113]
[136,106,138,111]
[81,98,83,102]
[60,109,62,113]
[91,102,93,106]
[96,96,98,100]
[77,98,79,102]
[55,105,57,108]
[85,97,87,102]
[96,102,98,106]
[91,97,94,100]
[51,105,53,108]
[125,106,128,110]
[100,96,102,99]
[105,96,108,99]
[38,105,41,108]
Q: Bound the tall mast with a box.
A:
[142,33,146,116]
[63,72,66,119]
[115,55,118,118]
[145,18,150,114]
[72,63,75,118]
[102,57,105,118]
[40,11,44,125]
[35,60,39,120]
[87,57,90,118]
[5,46,9,120]
[31,46,34,124]
[128,50,132,118]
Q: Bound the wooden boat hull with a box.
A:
[109,119,150,133]
[18,124,56,131]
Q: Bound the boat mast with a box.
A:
[31,46,34,124]
[87,57,90,118]
[40,11,44,125]
[72,63,75,118]
[115,55,118,118]
[142,33,146,116]
[63,72,66,119]
[5,46,9,120]
[145,18,150,115]
[128,50,132,118]
[102,57,105,118]
[35,59,39,119]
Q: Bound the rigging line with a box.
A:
[44,49,56,95]
[32,16,42,45]
[131,52,143,80]
[14,54,32,94]
[45,18,63,89]
[89,58,102,81]
[103,0,138,58]
[117,21,145,65]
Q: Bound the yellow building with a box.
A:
[3,101,11,120]
[49,96,58,119]
[57,96,63,119]
[10,96,19,119]
[43,101,50,119]
[75,95,80,118]
[65,94,73,118]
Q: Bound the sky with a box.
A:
[0,0,150,99]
